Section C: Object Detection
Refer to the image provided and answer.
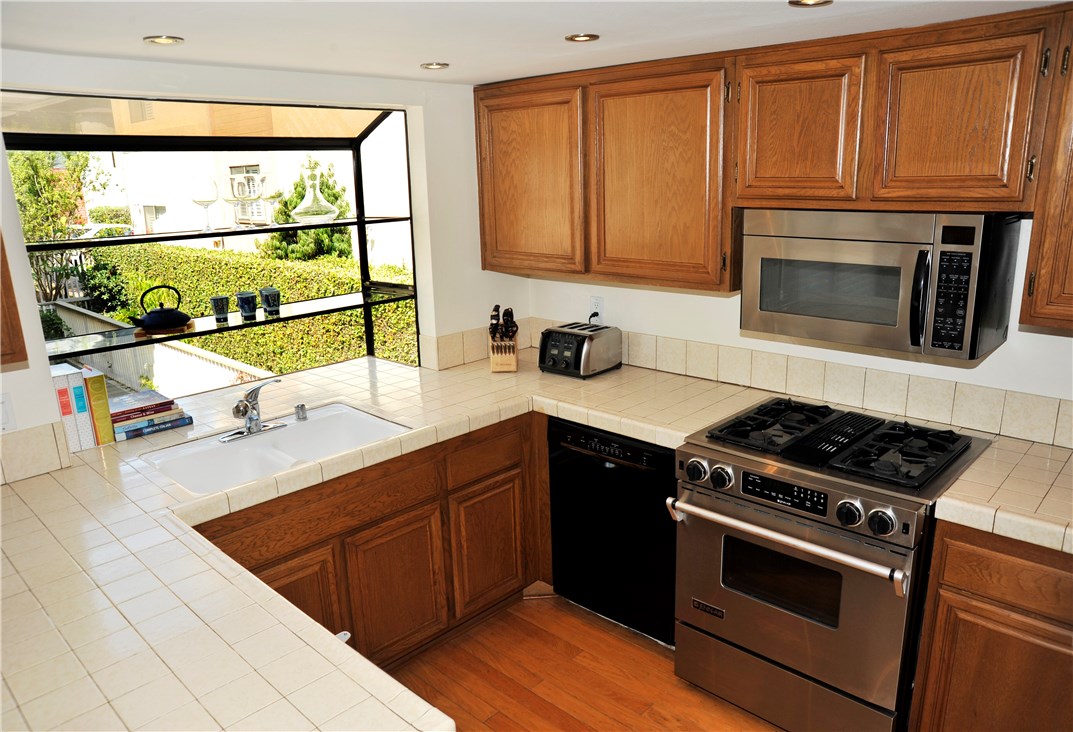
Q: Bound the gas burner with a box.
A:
[828,419,972,488]
[706,398,842,453]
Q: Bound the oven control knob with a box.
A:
[710,466,733,490]
[684,459,709,483]
[867,509,897,537]
[835,500,864,527]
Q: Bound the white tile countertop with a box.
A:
[3,349,1071,730]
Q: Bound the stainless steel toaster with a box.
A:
[539,323,623,378]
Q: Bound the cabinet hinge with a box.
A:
[1027,272,1036,297]
[724,82,731,103]
[736,82,741,102]
[721,253,728,272]
[1041,48,1051,77]
[1026,155,1038,182]
[1062,46,1070,76]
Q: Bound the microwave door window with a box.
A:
[759,258,901,326]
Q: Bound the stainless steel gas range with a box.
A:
[669,398,987,732]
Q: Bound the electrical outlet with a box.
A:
[589,296,604,325]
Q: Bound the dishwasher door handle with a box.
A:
[667,497,908,599]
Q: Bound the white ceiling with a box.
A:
[0,1,1055,86]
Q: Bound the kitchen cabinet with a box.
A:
[448,470,525,619]
[1021,11,1073,330]
[194,413,544,666]
[476,87,585,275]
[911,521,1073,731]
[587,70,726,288]
[873,19,1057,205]
[735,51,865,201]
[344,503,449,663]
[255,542,347,637]
[1,234,29,372]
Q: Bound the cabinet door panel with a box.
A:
[738,55,864,200]
[917,587,1073,731]
[449,471,525,619]
[255,542,346,635]
[476,88,585,274]
[345,504,448,663]
[875,33,1042,201]
[589,70,724,287]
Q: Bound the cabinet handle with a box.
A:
[1041,48,1051,77]
[1062,46,1070,76]
[736,82,741,102]
[724,82,731,103]
[1026,155,1038,182]
[1028,272,1036,298]
[721,253,728,272]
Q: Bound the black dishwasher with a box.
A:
[548,418,677,645]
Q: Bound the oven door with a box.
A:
[741,235,932,353]
[673,488,915,712]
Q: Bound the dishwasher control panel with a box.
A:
[557,428,662,468]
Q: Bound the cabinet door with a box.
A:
[1021,14,1073,329]
[916,587,1073,731]
[344,503,448,663]
[874,32,1044,202]
[449,470,525,619]
[255,542,346,636]
[476,87,585,275]
[737,54,865,200]
[588,70,725,288]
[1,234,29,372]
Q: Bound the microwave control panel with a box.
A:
[931,251,972,351]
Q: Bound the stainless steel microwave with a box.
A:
[740,209,1021,360]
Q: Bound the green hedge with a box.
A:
[91,244,417,372]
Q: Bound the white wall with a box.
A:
[530,221,1073,400]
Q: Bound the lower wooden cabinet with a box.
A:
[449,470,525,619]
[345,504,449,663]
[912,521,1073,731]
[255,542,346,637]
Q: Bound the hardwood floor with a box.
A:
[391,596,777,731]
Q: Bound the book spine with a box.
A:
[113,415,193,441]
[82,372,115,446]
[110,402,176,422]
[114,412,186,433]
[68,371,97,449]
[53,378,82,452]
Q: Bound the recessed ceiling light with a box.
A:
[420,62,450,70]
[565,33,600,43]
[143,35,185,46]
[788,0,833,6]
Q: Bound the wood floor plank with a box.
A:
[392,597,777,732]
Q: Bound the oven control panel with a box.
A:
[741,472,827,517]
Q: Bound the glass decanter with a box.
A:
[291,171,339,224]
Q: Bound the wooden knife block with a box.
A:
[489,336,518,373]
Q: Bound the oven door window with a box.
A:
[722,535,842,628]
[759,258,901,326]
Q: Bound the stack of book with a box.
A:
[108,389,192,442]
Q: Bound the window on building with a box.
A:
[2,92,418,401]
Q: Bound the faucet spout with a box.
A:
[233,378,281,435]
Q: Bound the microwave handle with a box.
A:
[909,249,931,348]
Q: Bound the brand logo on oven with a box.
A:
[692,598,725,619]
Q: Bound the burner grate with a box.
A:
[828,420,972,488]
[705,398,842,453]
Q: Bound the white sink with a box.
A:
[142,403,409,494]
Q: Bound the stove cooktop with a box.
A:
[699,397,972,491]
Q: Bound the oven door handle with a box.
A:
[667,497,908,599]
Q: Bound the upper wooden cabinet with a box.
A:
[874,29,1049,203]
[1021,11,1073,330]
[588,71,726,288]
[736,53,865,200]
[1,234,29,372]
[476,88,585,275]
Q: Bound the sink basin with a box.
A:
[142,403,409,494]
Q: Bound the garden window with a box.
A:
[2,92,418,399]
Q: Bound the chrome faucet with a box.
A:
[221,379,285,442]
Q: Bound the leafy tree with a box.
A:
[257,158,353,260]
[7,150,101,302]
[88,206,132,225]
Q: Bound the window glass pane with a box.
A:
[360,111,411,217]
[759,258,901,326]
[723,535,842,628]
[366,221,414,286]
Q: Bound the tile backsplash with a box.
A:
[444,317,1073,449]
